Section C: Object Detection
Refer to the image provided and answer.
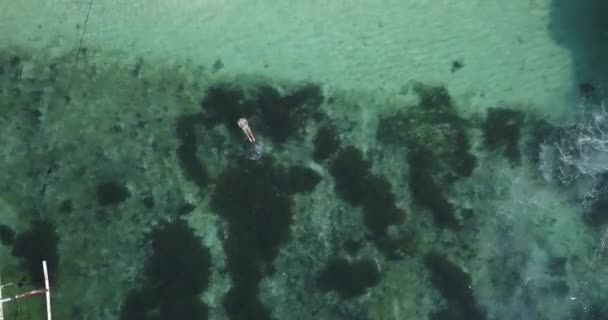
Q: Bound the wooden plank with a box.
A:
[42,261,51,320]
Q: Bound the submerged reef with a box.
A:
[179,79,332,319]
[585,173,608,225]
[120,219,211,320]
[376,84,472,229]
[425,254,487,320]
[3,38,603,320]
[375,84,474,230]
[96,180,130,206]
[482,107,526,164]
[329,146,371,206]
[11,219,59,287]
[526,117,564,166]
[407,147,461,229]
[329,146,406,236]
[285,165,322,194]
[211,157,321,320]
[200,84,253,139]
[313,124,341,162]
[0,224,15,245]
[377,83,476,181]
[317,257,381,298]
[255,84,324,143]
[176,113,210,188]
[200,82,324,144]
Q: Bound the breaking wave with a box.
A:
[539,97,608,207]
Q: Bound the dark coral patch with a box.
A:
[0,224,15,245]
[526,118,563,165]
[254,83,324,143]
[361,175,406,234]
[329,146,372,206]
[329,147,405,236]
[223,283,273,320]
[176,114,209,188]
[377,83,476,180]
[256,85,294,143]
[200,84,254,134]
[313,124,341,162]
[145,220,211,297]
[12,220,59,287]
[376,111,411,146]
[425,254,487,320]
[212,156,318,319]
[413,82,453,113]
[408,148,460,229]
[199,82,324,144]
[96,180,130,206]
[584,173,608,226]
[212,158,294,264]
[317,257,381,298]
[450,129,477,178]
[285,166,322,194]
[120,220,211,320]
[482,108,525,164]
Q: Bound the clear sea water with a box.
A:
[0,1,607,320]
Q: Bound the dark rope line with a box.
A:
[65,0,95,99]
[39,0,95,201]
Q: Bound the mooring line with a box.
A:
[64,0,95,98]
[40,0,95,200]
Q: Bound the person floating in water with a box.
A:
[237,118,256,143]
[237,117,263,160]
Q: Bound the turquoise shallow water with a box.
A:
[1,1,608,320]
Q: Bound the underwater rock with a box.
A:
[451,60,464,72]
[212,59,224,73]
